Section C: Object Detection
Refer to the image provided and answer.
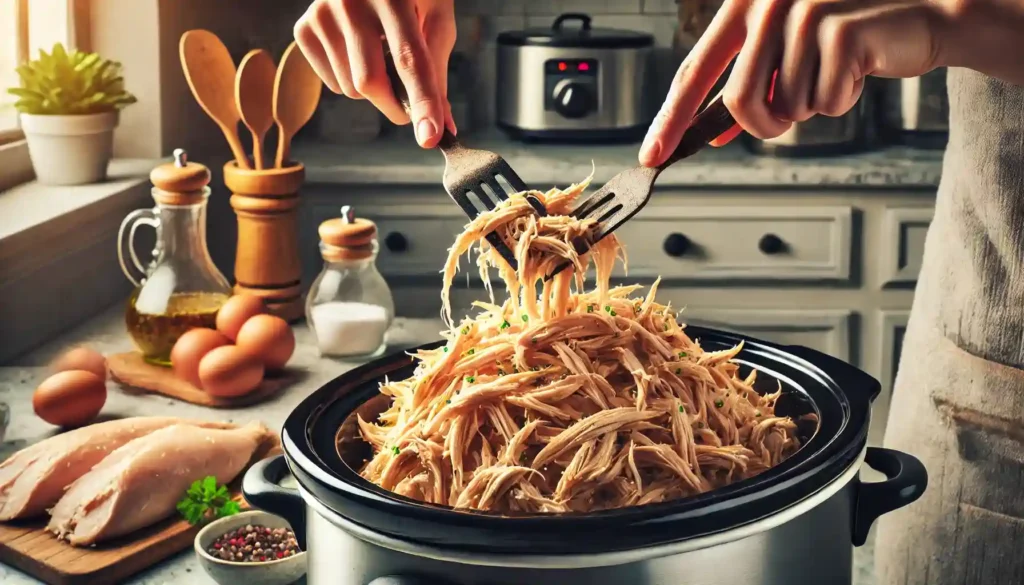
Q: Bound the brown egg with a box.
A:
[235,314,296,371]
[198,345,265,398]
[33,370,107,427]
[215,295,266,341]
[51,346,107,380]
[171,328,230,388]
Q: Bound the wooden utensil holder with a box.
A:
[223,161,305,322]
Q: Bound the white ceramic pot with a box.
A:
[19,111,118,185]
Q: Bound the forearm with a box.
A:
[933,0,1024,85]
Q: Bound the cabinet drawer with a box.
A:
[879,206,933,287]
[873,310,910,445]
[672,306,854,363]
[612,205,853,282]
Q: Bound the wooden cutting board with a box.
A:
[107,351,291,407]
[0,434,281,585]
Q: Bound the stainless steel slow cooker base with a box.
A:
[302,451,863,585]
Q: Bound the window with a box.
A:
[1,0,79,190]
[0,0,27,142]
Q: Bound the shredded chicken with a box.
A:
[355,175,805,513]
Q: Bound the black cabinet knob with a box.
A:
[384,232,408,253]
[758,233,784,255]
[663,233,691,257]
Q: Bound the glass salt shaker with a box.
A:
[305,206,395,359]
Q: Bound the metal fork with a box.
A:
[547,97,736,279]
[383,52,546,270]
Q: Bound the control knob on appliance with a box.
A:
[384,231,408,253]
[552,80,594,119]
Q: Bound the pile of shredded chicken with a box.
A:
[355,175,804,513]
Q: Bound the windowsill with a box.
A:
[0,158,157,241]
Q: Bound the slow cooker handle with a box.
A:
[552,13,592,31]
[242,455,309,551]
[852,447,928,546]
[784,344,882,402]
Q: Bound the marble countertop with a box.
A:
[0,304,446,585]
[294,131,944,189]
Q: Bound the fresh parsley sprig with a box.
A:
[176,475,241,525]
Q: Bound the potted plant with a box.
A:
[7,43,137,185]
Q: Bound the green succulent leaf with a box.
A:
[7,42,137,115]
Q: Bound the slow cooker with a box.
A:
[495,13,655,143]
[243,326,927,585]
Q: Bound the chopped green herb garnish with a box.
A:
[587,305,594,313]
[664,323,669,331]
[467,348,475,355]
[465,376,475,383]
[443,346,449,352]
[678,351,687,358]
[392,446,400,455]
[176,476,240,526]
[531,336,537,344]
[715,399,724,408]
[604,305,612,313]
[461,326,469,335]
[675,368,682,375]
[500,320,510,330]
[610,310,617,316]
[678,405,685,413]
[446,399,452,404]
[697,421,705,429]
[522,314,529,322]
[755,411,762,417]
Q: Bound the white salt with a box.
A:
[310,301,390,357]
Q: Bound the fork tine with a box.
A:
[483,177,509,204]
[574,190,616,220]
[493,160,528,194]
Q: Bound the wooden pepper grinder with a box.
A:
[222,161,305,322]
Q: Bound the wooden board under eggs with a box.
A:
[106,352,291,408]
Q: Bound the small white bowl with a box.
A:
[194,510,307,585]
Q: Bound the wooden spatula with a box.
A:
[235,49,277,170]
[179,29,250,169]
[273,41,322,168]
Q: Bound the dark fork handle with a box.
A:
[656,97,736,171]
[383,49,459,151]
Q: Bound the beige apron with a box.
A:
[875,68,1024,585]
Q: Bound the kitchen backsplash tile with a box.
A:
[642,0,680,13]
[524,0,644,14]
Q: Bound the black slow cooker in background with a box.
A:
[495,13,656,143]
[244,326,927,585]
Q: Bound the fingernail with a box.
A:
[416,119,437,145]
[640,137,662,166]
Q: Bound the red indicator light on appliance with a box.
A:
[558,62,567,71]
[578,62,590,71]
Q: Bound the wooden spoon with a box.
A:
[235,49,277,170]
[179,29,250,169]
[272,41,322,168]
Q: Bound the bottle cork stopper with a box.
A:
[319,205,377,261]
[150,149,211,204]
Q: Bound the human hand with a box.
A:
[639,0,951,166]
[293,0,456,148]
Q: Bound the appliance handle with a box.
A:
[852,447,928,546]
[242,455,309,551]
[552,13,591,31]
[783,343,882,402]
[367,577,458,585]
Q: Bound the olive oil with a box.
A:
[125,290,229,366]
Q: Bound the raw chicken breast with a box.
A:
[0,417,236,520]
[47,421,269,546]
